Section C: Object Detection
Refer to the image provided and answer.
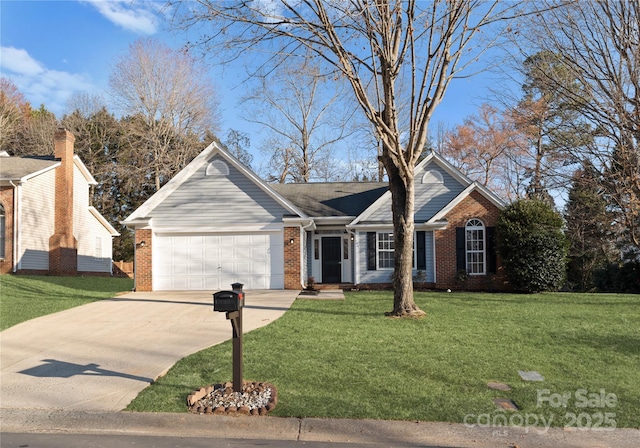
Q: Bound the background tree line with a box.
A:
[2,1,638,294]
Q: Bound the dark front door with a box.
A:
[322,237,342,283]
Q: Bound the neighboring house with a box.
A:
[0,129,119,276]
[124,141,508,291]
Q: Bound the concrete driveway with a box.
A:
[0,290,298,411]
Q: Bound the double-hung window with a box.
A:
[466,219,485,274]
[377,232,395,269]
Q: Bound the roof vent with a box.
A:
[422,169,444,184]
[206,160,229,176]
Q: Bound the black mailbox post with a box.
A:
[212,283,245,392]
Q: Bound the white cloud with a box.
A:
[0,47,44,76]
[0,46,95,117]
[82,0,160,35]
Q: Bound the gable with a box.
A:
[142,154,294,228]
[124,142,306,227]
[355,162,468,224]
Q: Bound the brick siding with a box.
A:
[283,226,302,289]
[135,229,153,291]
[435,190,509,291]
[0,187,14,274]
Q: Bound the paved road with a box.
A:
[0,290,298,411]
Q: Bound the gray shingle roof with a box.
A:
[0,156,58,181]
[271,182,388,217]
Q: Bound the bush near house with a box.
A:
[497,199,567,293]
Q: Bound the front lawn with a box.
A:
[127,291,640,428]
[0,275,133,330]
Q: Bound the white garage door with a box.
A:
[153,233,284,290]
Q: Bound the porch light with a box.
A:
[289,238,295,244]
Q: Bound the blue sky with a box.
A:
[1,0,505,153]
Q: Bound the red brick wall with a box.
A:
[435,190,509,291]
[284,226,302,289]
[135,229,153,291]
[0,187,14,274]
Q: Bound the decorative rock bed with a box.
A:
[187,381,277,415]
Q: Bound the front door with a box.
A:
[322,237,342,283]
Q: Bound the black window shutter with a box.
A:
[487,226,497,274]
[456,227,466,271]
[417,231,426,270]
[367,232,376,270]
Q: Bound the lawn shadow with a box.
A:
[554,333,640,357]
[19,359,153,383]
[287,305,382,317]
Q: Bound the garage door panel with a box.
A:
[153,232,283,290]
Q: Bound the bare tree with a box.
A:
[0,77,28,151]
[243,59,357,183]
[521,1,639,254]
[441,103,526,201]
[224,128,253,169]
[109,38,220,191]
[62,93,113,174]
[174,1,531,316]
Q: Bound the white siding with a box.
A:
[362,165,465,224]
[149,155,290,228]
[354,230,435,284]
[19,170,55,270]
[73,165,114,273]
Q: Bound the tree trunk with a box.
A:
[383,154,425,318]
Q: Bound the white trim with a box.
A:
[348,223,395,230]
[89,206,119,236]
[153,223,284,234]
[428,182,505,225]
[17,162,60,182]
[349,189,391,225]
[12,180,21,271]
[432,230,437,284]
[416,151,481,188]
[465,218,486,275]
[73,155,97,185]
[313,216,355,226]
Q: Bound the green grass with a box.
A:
[127,291,640,428]
[0,275,133,330]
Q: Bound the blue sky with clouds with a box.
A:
[1,0,504,148]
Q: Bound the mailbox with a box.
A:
[213,290,244,312]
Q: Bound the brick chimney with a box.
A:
[49,128,78,275]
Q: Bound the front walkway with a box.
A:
[0,290,298,411]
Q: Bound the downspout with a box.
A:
[132,229,137,292]
[9,181,19,273]
[301,219,315,287]
[346,227,357,285]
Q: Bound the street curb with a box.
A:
[1,408,639,448]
